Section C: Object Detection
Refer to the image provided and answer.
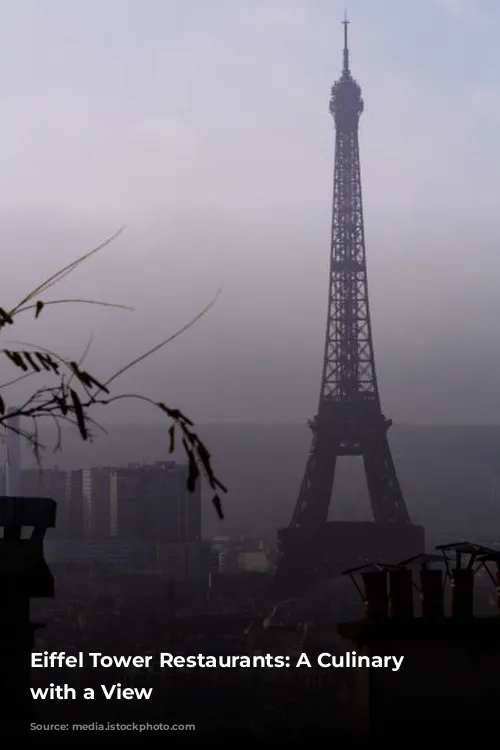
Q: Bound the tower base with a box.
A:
[274,521,425,597]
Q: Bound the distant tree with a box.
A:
[0,229,226,518]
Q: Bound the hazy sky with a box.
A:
[1,0,500,425]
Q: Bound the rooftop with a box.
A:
[338,616,500,644]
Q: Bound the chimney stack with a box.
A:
[450,569,474,618]
[344,542,494,623]
[361,570,388,620]
[420,569,444,619]
[388,568,413,619]
[435,543,482,619]
[343,564,389,621]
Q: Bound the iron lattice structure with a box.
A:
[288,20,412,532]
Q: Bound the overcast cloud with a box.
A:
[0,0,499,425]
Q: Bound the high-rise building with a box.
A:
[64,469,84,538]
[83,467,113,538]
[20,460,200,551]
[19,460,205,577]
[111,461,201,543]
[21,467,66,534]
[21,466,113,538]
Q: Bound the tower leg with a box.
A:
[290,434,338,528]
[272,436,337,593]
[362,437,410,524]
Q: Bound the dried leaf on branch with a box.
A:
[0,230,226,518]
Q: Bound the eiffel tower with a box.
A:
[273,18,424,595]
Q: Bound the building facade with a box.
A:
[18,461,205,578]
[110,461,201,543]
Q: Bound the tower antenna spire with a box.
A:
[342,10,350,72]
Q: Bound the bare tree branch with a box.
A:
[8,227,125,316]
[102,285,223,391]
[16,298,135,316]
[0,230,227,519]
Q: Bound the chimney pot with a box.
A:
[388,569,413,619]
[451,568,474,618]
[361,571,388,620]
[420,569,444,619]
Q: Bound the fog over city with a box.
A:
[1,0,500,425]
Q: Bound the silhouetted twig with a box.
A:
[0,230,227,519]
